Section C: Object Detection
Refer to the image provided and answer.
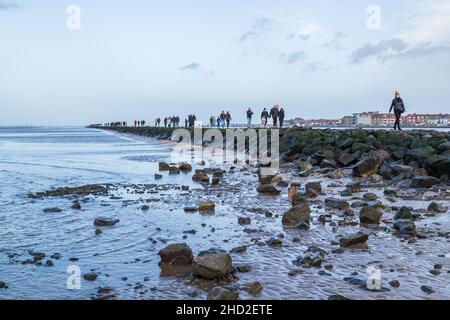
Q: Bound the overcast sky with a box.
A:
[1,0,450,125]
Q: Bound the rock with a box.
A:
[43,207,63,213]
[181,185,190,191]
[179,162,193,172]
[83,272,98,281]
[141,205,150,211]
[230,246,247,254]
[421,286,435,295]
[393,219,416,236]
[155,174,163,180]
[435,158,450,178]
[338,153,356,166]
[207,286,239,300]
[0,281,7,289]
[305,182,322,194]
[198,201,215,213]
[193,249,233,279]
[244,282,264,296]
[71,201,81,210]
[265,238,283,248]
[158,243,193,266]
[347,182,362,193]
[238,217,251,225]
[328,295,352,300]
[411,176,440,188]
[256,184,281,195]
[339,232,369,248]
[282,203,311,228]
[389,280,400,288]
[169,166,181,174]
[394,206,413,220]
[159,162,170,171]
[236,264,252,272]
[95,229,102,236]
[192,172,209,183]
[428,202,448,213]
[294,246,327,268]
[184,206,198,213]
[321,159,337,168]
[325,198,349,211]
[94,217,120,227]
[363,193,377,201]
[353,156,384,178]
[297,161,313,171]
[360,207,382,224]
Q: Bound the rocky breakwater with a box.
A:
[280,128,450,184]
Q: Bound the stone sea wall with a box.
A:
[91,126,450,181]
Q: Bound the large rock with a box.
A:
[297,161,313,171]
[435,158,450,178]
[305,182,322,194]
[353,156,384,178]
[256,184,281,195]
[158,243,193,266]
[325,198,349,211]
[428,202,448,213]
[198,201,215,213]
[411,176,440,188]
[179,162,193,172]
[293,246,327,268]
[394,206,413,220]
[393,220,416,236]
[360,207,382,224]
[340,232,369,248]
[94,217,120,227]
[192,172,209,183]
[338,153,356,166]
[282,203,311,227]
[207,286,239,300]
[159,162,170,171]
[193,249,233,279]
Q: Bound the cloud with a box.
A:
[280,51,307,64]
[322,31,349,49]
[286,23,321,41]
[180,62,201,71]
[0,0,25,10]
[349,38,450,63]
[280,51,330,72]
[239,17,274,41]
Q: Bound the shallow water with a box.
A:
[0,126,449,300]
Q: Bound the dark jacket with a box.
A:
[270,107,279,119]
[247,110,254,118]
[390,98,405,113]
[261,110,269,119]
[279,109,285,119]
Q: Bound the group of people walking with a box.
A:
[258,105,285,128]
[210,111,232,128]
[154,116,181,128]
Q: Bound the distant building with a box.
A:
[372,113,395,127]
[341,116,353,126]
[356,112,378,127]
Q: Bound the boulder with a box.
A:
[435,158,450,178]
[179,162,193,172]
[155,174,163,180]
[193,249,233,279]
[71,201,81,210]
[338,153,356,166]
[94,217,120,227]
[158,243,193,266]
[339,232,369,248]
[428,202,448,213]
[198,201,215,213]
[353,156,384,178]
[293,246,327,268]
[360,207,382,224]
[43,208,63,213]
[169,166,181,174]
[243,282,264,296]
[411,176,440,188]
[282,203,311,227]
[159,162,170,171]
[207,286,239,300]
[192,172,209,183]
[305,182,322,194]
[394,206,413,220]
[0,281,6,289]
[363,193,378,201]
[297,161,313,171]
[238,217,251,225]
[83,272,98,281]
[256,184,281,195]
[325,198,349,211]
[393,219,416,236]
[265,237,283,248]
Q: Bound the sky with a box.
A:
[1,0,450,125]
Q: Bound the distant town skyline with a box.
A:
[1,0,450,125]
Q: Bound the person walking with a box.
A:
[216,116,222,128]
[219,111,226,128]
[261,108,269,128]
[225,112,232,128]
[246,108,254,128]
[389,91,406,131]
[270,105,279,128]
[210,115,215,127]
[279,108,285,128]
